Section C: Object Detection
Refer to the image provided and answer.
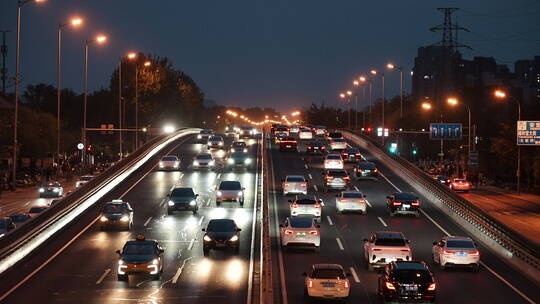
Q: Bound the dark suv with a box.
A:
[323,169,350,191]
[386,192,420,217]
[202,219,241,256]
[353,161,378,180]
[279,137,298,152]
[378,261,437,303]
[306,141,326,154]
[167,187,199,215]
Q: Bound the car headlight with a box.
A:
[159,161,164,167]
[174,161,179,167]
[118,260,124,265]
[152,259,159,265]
[197,135,202,139]
[203,235,212,242]
[100,216,108,222]
[53,188,59,192]
[217,191,222,196]
[76,182,81,187]
[243,148,248,152]
[193,160,199,166]
[230,235,239,242]
[227,158,234,164]
[168,200,175,206]
[219,142,223,146]
[120,215,129,222]
[189,200,196,206]
[245,158,251,164]
[39,188,45,193]
[208,160,215,166]
[238,191,243,196]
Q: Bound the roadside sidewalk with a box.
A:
[0,177,78,218]
[461,185,540,247]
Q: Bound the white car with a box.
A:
[75,175,93,188]
[159,155,180,171]
[335,191,367,214]
[282,175,308,195]
[230,141,248,153]
[289,126,300,134]
[364,231,412,271]
[216,180,245,206]
[298,128,313,140]
[324,154,344,169]
[207,136,225,149]
[303,264,351,302]
[197,129,213,142]
[315,127,327,137]
[289,195,322,221]
[433,236,480,271]
[280,217,320,251]
[330,138,348,150]
[192,153,215,169]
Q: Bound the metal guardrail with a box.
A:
[0,128,196,274]
[343,130,540,272]
[259,132,273,304]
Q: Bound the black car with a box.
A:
[39,182,63,198]
[353,162,378,180]
[327,132,343,140]
[0,217,16,236]
[230,141,248,153]
[378,261,437,303]
[306,141,326,154]
[100,200,134,230]
[9,213,31,225]
[341,148,362,162]
[167,187,199,215]
[386,192,420,217]
[435,175,450,185]
[202,219,241,256]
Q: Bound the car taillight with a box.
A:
[343,176,350,180]
[292,203,298,208]
[309,230,318,235]
[465,183,470,186]
[385,282,396,290]
[326,176,332,180]
[314,204,321,208]
[401,249,410,252]
[308,280,314,288]
[443,250,454,255]
[374,169,378,172]
[427,283,436,291]
[284,229,294,235]
[469,250,480,256]
[300,183,307,187]
[452,183,457,187]
[411,201,420,206]
[344,280,350,288]
[355,153,361,156]
[392,202,402,206]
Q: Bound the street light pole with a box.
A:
[118,59,123,160]
[399,68,403,119]
[134,66,138,149]
[82,41,89,165]
[12,2,22,190]
[362,85,366,128]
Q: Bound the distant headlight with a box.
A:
[227,158,234,164]
[53,188,59,192]
[230,235,239,242]
[243,148,248,153]
[219,142,223,146]
[75,182,81,187]
[193,160,199,166]
[168,200,175,206]
[120,215,129,222]
[208,160,215,166]
[217,191,223,196]
[189,200,196,206]
[152,259,159,265]
[39,188,45,193]
[238,191,243,196]
[197,135,202,139]
[203,235,212,242]
[174,161,179,167]
[118,260,124,265]
[159,161,164,167]
[245,158,252,164]
[100,216,108,222]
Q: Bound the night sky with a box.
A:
[1,0,538,111]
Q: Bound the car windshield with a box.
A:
[231,152,247,158]
[241,127,252,131]
[328,171,348,177]
[80,176,92,181]
[162,156,177,161]
[333,139,346,142]
[309,142,323,146]
[295,199,316,205]
[196,154,212,160]
[123,243,156,255]
[312,268,345,279]
[454,179,467,183]
[289,218,313,228]
[375,238,406,246]
[343,193,363,198]
[286,176,305,182]
[207,220,236,232]
[43,183,60,188]
[394,193,417,201]
[104,204,128,213]
[329,133,342,138]
[210,136,222,141]
[358,162,376,169]
[447,239,475,249]
[171,188,195,197]
[394,269,431,283]
[300,129,311,132]
[219,181,241,190]
[201,130,212,134]
[327,155,341,160]
[0,221,6,228]
[345,148,358,153]
[10,214,29,222]
[233,142,246,148]
[29,207,47,213]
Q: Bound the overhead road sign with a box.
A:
[517,121,540,146]
[430,123,462,140]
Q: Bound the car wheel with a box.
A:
[203,248,210,256]
[234,246,240,255]
[216,201,221,206]
[117,274,127,281]
[192,209,198,215]
[167,210,173,215]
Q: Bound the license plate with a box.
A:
[286,145,291,148]
[216,243,225,247]
[456,251,468,256]
[296,234,305,238]
[365,170,371,173]
[403,204,410,209]
[405,285,418,292]
[314,147,319,149]
[321,282,336,287]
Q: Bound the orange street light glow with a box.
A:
[127,52,137,59]
[387,63,395,69]
[339,93,346,98]
[421,102,432,110]
[346,91,352,96]
[359,76,366,82]
[96,35,107,44]
[370,70,377,75]
[353,80,360,86]
[71,17,83,26]
[494,90,507,99]
[447,97,458,105]
[144,61,151,67]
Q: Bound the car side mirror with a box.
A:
[316,224,321,228]
[279,224,284,228]
[195,194,199,197]
[237,228,242,232]
[406,239,411,244]
[302,272,307,277]
[364,195,367,198]
[159,249,164,253]
[116,250,121,256]
[288,199,292,203]
[201,228,206,232]
[363,238,368,243]
[318,199,323,203]
[433,241,438,246]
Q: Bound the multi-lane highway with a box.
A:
[267,134,540,304]
[0,134,261,304]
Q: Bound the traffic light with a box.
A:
[412,149,417,155]
[389,143,398,154]
[86,145,93,153]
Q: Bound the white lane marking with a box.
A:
[187,238,195,251]
[217,173,221,179]
[336,238,344,250]
[374,158,536,304]
[95,268,111,285]
[313,185,318,192]
[171,257,192,284]
[308,173,313,180]
[169,185,176,193]
[205,198,211,207]
[269,138,289,304]
[304,164,309,170]
[377,217,388,227]
[349,267,360,283]
[178,173,184,180]
[365,200,372,208]
[247,138,261,304]
[120,164,158,198]
[327,216,334,226]
[198,216,204,226]
[354,186,359,191]
[160,198,167,207]
[143,217,152,227]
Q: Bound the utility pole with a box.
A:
[0,30,9,94]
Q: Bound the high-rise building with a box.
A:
[514,56,540,105]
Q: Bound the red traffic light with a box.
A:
[86,145,93,152]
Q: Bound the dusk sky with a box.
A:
[1,0,538,111]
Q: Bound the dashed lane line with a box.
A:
[377,216,388,227]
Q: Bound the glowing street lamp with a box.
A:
[446,97,472,171]
[421,102,432,110]
[387,62,404,119]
